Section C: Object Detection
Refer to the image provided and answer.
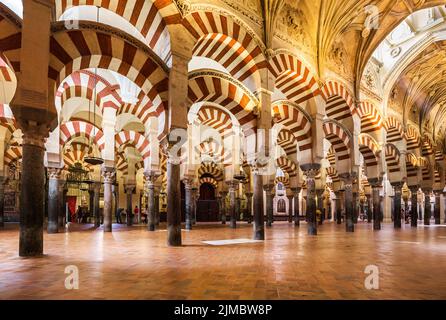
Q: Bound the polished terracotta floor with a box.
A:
[0,221,446,300]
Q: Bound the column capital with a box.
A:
[263,184,274,193]
[390,181,404,189]
[368,177,383,188]
[47,167,63,180]
[300,163,321,178]
[102,168,116,184]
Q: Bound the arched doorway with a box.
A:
[197,183,218,222]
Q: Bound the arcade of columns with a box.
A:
[0,1,446,257]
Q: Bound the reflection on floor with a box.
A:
[0,222,445,300]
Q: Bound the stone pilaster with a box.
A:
[340,173,355,233]
[145,172,160,231]
[102,169,115,232]
[391,182,403,229]
[301,164,320,235]
[264,184,274,227]
[47,168,62,234]
[125,184,135,226]
[410,186,419,228]
[369,178,383,231]
[291,188,301,226]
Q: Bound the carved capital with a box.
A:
[48,167,63,180]
[101,168,116,184]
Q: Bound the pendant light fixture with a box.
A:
[84,6,104,166]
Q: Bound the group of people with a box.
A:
[115,206,150,225]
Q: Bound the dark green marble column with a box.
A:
[301,164,320,235]
[434,191,441,225]
[47,168,62,234]
[340,173,354,232]
[410,186,418,228]
[264,184,274,227]
[369,178,382,231]
[424,189,432,226]
[245,192,253,224]
[292,187,301,226]
[252,169,265,240]
[392,182,403,229]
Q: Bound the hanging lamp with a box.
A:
[84,6,104,166]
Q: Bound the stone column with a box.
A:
[102,169,115,232]
[145,172,159,231]
[219,191,228,224]
[253,169,265,240]
[88,188,94,223]
[369,178,382,231]
[352,191,359,224]
[245,192,253,224]
[0,176,6,228]
[112,184,119,223]
[391,182,403,229]
[166,153,182,246]
[184,179,193,230]
[264,184,274,227]
[340,173,354,232]
[125,184,135,226]
[19,126,48,256]
[47,168,62,234]
[287,195,293,223]
[192,187,198,225]
[434,191,441,225]
[228,181,237,229]
[292,188,301,226]
[58,181,66,228]
[93,182,101,228]
[335,191,342,224]
[301,164,320,235]
[367,195,373,223]
[316,189,325,225]
[424,189,432,225]
[61,187,68,225]
[410,186,418,228]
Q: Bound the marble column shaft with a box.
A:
[292,188,301,226]
[392,183,403,229]
[125,185,135,227]
[264,185,274,227]
[410,187,418,228]
[424,190,432,226]
[340,173,354,233]
[434,192,441,225]
[102,170,115,232]
[166,160,182,246]
[369,178,382,231]
[302,164,320,236]
[184,180,193,230]
[47,168,62,234]
[246,193,253,224]
[93,182,101,228]
[228,182,237,229]
[253,171,265,240]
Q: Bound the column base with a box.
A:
[47,222,58,234]
[148,224,156,232]
[167,225,182,246]
[19,226,43,257]
[253,224,264,240]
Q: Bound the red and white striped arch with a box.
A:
[321,80,356,121]
[326,166,340,184]
[115,151,143,175]
[184,9,266,83]
[434,164,442,186]
[421,135,434,157]
[63,142,89,168]
[435,150,444,162]
[59,121,105,151]
[271,101,312,152]
[358,101,382,133]
[0,6,21,73]
[275,176,290,188]
[383,116,404,144]
[405,153,418,179]
[323,122,351,166]
[196,140,226,165]
[198,162,224,181]
[56,70,121,113]
[325,146,336,167]
[55,0,172,63]
[269,53,320,105]
[188,71,257,137]
[277,129,298,157]
[276,156,298,178]
[419,157,432,182]
[358,134,380,168]
[385,144,400,174]
[405,125,420,150]
[49,26,169,113]
[196,105,233,139]
[4,145,21,166]
[200,176,218,188]
[115,130,151,160]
